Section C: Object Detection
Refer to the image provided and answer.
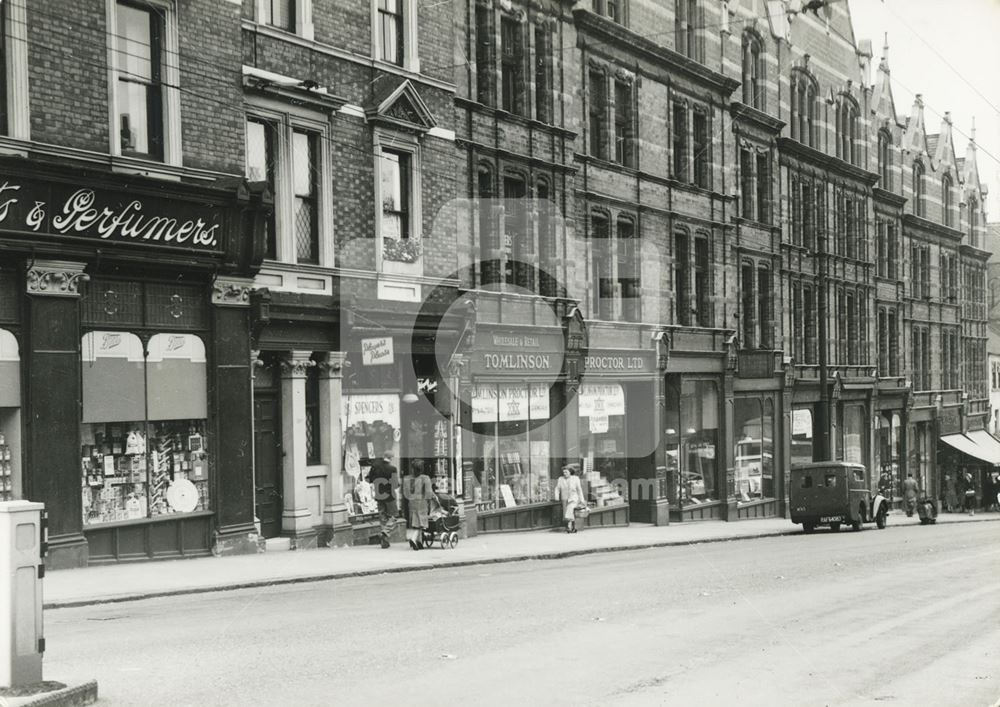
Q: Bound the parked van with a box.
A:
[790,462,889,533]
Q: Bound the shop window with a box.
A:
[0,329,20,501]
[471,384,552,508]
[578,383,629,507]
[589,70,608,160]
[791,407,813,466]
[677,379,719,506]
[842,405,864,465]
[534,25,553,124]
[475,4,495,105]
[500,16,525,115]
[342,393,402,516]
[113,1,165,160]
[614,79,635,168]
[81,332,210,526]
[734,397,774,502]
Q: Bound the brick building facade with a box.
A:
[0,1,991,565]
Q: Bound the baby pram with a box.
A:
[421,492,461,549]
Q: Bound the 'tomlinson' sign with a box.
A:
[0,180,224,251]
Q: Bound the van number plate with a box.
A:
[820,516,842,523]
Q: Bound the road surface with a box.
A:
[45,521,1000,706]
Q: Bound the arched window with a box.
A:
[969,196,979,247]
[878,129,892,190]
[790,71,816,147]
[742,32,764,109]
[837,98,858,164]
[942,173,953,227]
[912,161,925,217]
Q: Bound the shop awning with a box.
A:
[966,430,1000,464]
[939,433,1000,465]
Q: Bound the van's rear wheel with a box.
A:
[852,506,864,531]
[829,522,841,532]
[802,522,815,534]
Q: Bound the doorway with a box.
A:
[253,389,282,538]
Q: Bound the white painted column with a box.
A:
[319,352,351,545]
[279,352,315,540]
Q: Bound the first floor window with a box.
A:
[115,0,164,159]
[377,0,404,65]
[245,117,277,259]
[592,214,640,322]
[262,0,295,31]
[293,129,319,263]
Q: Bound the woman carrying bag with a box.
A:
[555,464,586,533]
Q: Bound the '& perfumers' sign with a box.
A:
[0,179,224,251]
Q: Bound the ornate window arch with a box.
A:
[877,128,892,190]
[941,172,954,227]
[911,160,925,217]
[790,69,818,148]
[742,31,765,109]
[836,94,859,164]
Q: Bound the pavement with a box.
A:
[44,509,1000,609]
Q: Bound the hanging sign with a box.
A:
[361,336,394,366]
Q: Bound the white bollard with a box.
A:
[0,500,45,688]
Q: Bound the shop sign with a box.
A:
[578,383,626,418]
[0,179,225,251]
[342,394,400,430]
[582,352,653,374]
[361,336,394,366]
[470,330,563,375]
[471,383,550,423]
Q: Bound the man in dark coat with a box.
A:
[366,451,399,548]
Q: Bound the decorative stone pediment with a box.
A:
[212,275,253,307]
[365,79,436,135]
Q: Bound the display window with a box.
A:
[578,383,628,506]
[665,377,720,506]
[472,383,552,508]
[0,328,20,501]
[791,407,814,466]
[81,332,210,526]
[341,393,401,517]
[733,396,775,502]
[841,404,865,466]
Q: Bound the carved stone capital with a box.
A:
[280,351,316,379]
[318,351,349,379]
[212,275,253,307]
[447,354,469,380]
[26,260,89,297]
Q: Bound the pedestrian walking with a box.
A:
[555,464,586,533]
[943,472,958,513]
[902,473,919,517]
[983,471,998,512]
[401,459,435,550]
[960,469,976,515]
[366,451,399,549]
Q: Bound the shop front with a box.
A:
[0,158,265,567]
[732,350,785,519]
[466,325,567,533]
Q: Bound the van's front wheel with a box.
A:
[876,507,887,529]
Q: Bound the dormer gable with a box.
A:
[932,113,959,176]
[902,94,930,159]
[365,78,436,134]
[870,37,900,130]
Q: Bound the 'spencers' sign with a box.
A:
[0,180,223,250]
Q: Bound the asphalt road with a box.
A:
[45,521,1000,706]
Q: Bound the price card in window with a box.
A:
[589,413,609,434]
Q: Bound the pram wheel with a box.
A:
[440,535,448,549]
[448,532,459,549]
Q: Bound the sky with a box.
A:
[849,0,1000,222]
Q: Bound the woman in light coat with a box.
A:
[555,464,586,533]
[401,459,435,550]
